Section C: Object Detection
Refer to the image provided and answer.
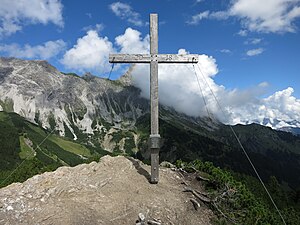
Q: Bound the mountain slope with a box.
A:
[0,111,109,188]
[0,57,148,152]
[136,114,300,189]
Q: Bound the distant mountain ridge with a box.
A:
[250,118,300,135]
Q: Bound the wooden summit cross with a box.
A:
[109,14,198,184]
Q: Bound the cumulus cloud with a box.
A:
[109,2,144,26]
[262,88,300,122]
[61,30,114,73]
[0,0,64,37]
[230,0,300,33]
[226,87,300,127]
[246,48,264,56]
[0,40,66,59]
[132,53,220,117]
[188,0,300,33]
[115,28,149,54]
[61,27,150,74]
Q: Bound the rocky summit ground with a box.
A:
[0,156,214,225]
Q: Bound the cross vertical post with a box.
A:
[149,14,160,184]
[109,13,198,184]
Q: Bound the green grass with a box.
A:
[48,135,93,158]
[0,112,7,121]
[19,136,35,159]
[28,124,47,136]
[0,98,14,112]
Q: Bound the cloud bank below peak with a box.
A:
[132,57,300,127]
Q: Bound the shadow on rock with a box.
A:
[125,157,151,183]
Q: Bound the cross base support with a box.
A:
[149,134,161,184]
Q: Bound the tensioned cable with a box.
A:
[184,64,211,119]
[192,64,211,119]
[193,63,287,225]
[107,58,115,80]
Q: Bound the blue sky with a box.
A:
[0,0,300,126]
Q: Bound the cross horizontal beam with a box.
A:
[109,54,198,63]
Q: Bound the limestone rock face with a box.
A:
[0,57,148,141]
[0,156,214,225]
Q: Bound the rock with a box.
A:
[138,212,146,222]
[147,219,162,225]
[0,156,215,225]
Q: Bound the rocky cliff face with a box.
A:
[0,57,151,151]
[0,156,214,225]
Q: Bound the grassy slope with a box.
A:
[19,136,35,159]
[48,135,92,158]
[0,112,109,188]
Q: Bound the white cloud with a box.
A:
[61,30,114,73]
[0,0,64,37]
[187,10,230,25]
[244,38,262,45]
[226,87,300,127]
[189,0,300,33]
[0,40,66,59]
[237,29,248,36]
[263,88,300,121]
[109,2,143,26]
[230,0,300,33]
[246,48,264,56]
[220,49,232,54]
[82,23,104,32]
[115,28,149,54]
[187,11,210,25]
[131,51,221,117]
[210,11,230,20]
[178,49,189,54]
[61,27,149,74]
